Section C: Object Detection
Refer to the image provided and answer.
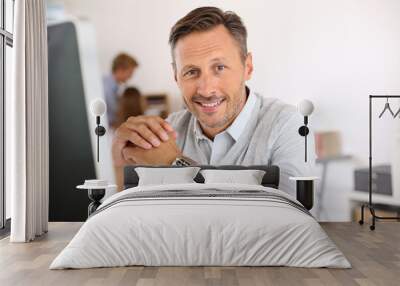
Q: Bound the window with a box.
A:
[0,0,14,234]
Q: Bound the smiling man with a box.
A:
[112,6,315,195]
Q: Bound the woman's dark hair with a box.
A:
[113,87,143,128]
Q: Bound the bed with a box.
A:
[50,165,350,269]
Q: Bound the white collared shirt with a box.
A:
[193,91,257,164]
[166,88,316,197]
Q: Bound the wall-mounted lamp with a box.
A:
[297,99,314,162]
[291,99,317,210]
[90,98,107,162]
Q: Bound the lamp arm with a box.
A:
[94,116,106,162]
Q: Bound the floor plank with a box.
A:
[0,222,399,286]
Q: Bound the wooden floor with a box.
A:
[0,222,399,286]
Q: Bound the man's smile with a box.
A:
[193,98,226,113]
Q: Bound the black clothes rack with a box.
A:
[359,95,400,230]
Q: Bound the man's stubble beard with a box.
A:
[183,82,246,130]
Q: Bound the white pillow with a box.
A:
[200,169,266,185]
[135,167,201,186]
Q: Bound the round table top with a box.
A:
[76,184,117,190]
[289,176,319,181]
[76,179,117,190]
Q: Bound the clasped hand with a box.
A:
[112,115,181,166]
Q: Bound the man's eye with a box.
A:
[184,70,197,77]
[216,65,225,71]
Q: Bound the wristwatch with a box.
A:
[171,155,197,166]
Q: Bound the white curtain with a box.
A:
[8,0,49,242]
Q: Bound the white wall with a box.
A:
[55,0,400,220]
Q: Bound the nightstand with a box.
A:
[77,180,116,217]
[290,176,319,210]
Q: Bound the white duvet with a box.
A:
[50,183,351,269]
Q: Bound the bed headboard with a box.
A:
[123,165,280,189]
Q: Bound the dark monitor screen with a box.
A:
[48,22,96,221]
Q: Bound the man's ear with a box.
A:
[244,52,253,81]
[172,63,178,82]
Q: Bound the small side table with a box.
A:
[290,177,319,210]
[77,180,116,217]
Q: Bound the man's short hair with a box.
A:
[112,53,138,72]
[169,6,248,64]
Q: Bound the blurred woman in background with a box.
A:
[112,86,144,191]
[112,86,143,129]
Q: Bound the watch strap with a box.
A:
[172,155,197,166]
